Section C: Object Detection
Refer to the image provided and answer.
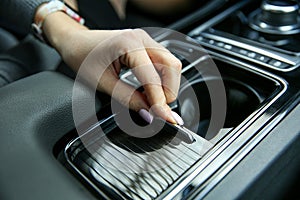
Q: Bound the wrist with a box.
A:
[44,11,87,48]
[32,0,85,44]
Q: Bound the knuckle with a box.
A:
[116,29,146,62]
[120,29,144,41]
[116,30,139,47]
[173,58,182,72]
[132,28,147,36]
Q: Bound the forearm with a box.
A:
[42,11,87,55]
[39,8,121,71]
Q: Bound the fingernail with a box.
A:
[138,109,154,124]
[171,111,184,126]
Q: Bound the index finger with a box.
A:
[123,47,176,124]
[147,48,182,103]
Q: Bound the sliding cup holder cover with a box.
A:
[178,78,261,140]
[64,34,286,200]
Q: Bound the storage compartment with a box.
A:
[65,116,213,200]
[64,39,285,199]
[174,58,278,141]
[178,78,260,139]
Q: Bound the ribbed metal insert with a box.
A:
[65,117,213,199]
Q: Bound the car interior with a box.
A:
[0,0,300,199]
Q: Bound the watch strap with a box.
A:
[31,0,85,44]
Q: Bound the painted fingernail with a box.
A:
[138,109,154,124]
[171,111,184,126]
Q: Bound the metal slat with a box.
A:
[102,140,169,192]
[113,139,181,183]
[94,142,159,198]
[66,121,213,199]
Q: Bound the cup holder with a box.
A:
[176,77,262,140]
[62,35,287,200]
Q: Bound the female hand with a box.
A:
[42,12,182,124]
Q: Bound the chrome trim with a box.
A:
[160,52,287,200]
[262,1,299,13]
[191,92,300,200]
[119,70,140,87]
[194,32,300,72]
[249,9,300,35]
[64,115,116,200]
[200,32,297,65]
[251,21,300,34]
[173,124,197,144]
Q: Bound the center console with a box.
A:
[60,0,300,199]
[189,0,300,72]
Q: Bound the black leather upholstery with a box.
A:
[0,27,18,53]
[0,35,61,87]
[0,71,101,200]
